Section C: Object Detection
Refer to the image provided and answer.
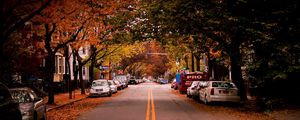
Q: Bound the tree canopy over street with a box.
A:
[1,0,299,109]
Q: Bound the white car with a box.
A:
[113,80,123,90]
[199,81,240,104]
[108,80,118,93]
[187,81,200,98]
[90,79,112,97]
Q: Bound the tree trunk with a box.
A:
[206,51,212,79]
[89,45,96,83]
[45,53,55,104]
[64,46,72,99]
[191,52,195,72]
[72,51,78,88]
[89,62,94,82]
[78,63,85,94]
[195,55,200,71]
[230,44,247,101]
[184,56,189,70]
[0,46,14,84]
[0,46,3,83]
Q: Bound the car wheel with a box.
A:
[204,95,209,105]
[34,111,38,120]
[193,95,199,101]
[188,92,192,98]
[192,95,196,100]
[13,109,22,120]
[108,92,112,97]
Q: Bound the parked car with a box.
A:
[199,81,240,104]
[89,79,112,97]
[0,82,22,120]
[108,80,118,93]
[159,78,168,84]
[187,81,200,98]
[113,80,123,90]
[120,80,128,88]
[128,79,137,85]
[171,79,178,90]
[9,87,46,120]
[157,78,163,83]
[136,79,142,84]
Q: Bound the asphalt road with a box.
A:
[78,82,217,120]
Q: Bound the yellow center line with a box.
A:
[146,89,151,120]
[146,89,156,120]
[151,89,156,120]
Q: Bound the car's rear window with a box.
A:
[92,81,108,86]
[212,82,236,88]
[10,90,33,103]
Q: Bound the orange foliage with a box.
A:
[31,0,136,51]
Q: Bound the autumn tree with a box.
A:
[141,0,299,104]
[31,0,98,104]
[137,0,247,100]
[0,0,52,84]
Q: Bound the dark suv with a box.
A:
[128,79,137,85]
[0,82,22,120]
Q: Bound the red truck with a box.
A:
[178,72,207,94]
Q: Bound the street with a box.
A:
[79,82,231,120]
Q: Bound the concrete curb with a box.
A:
[46,96,88,112]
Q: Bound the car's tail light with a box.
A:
[211,88,214,95]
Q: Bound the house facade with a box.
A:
[69,45,90,82]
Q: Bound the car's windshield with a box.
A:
[114,81,119,84]
[108,81,115,85]
[212,82,236,88]
[92,81,108,87]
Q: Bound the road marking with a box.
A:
[146,89,151,120]
[146,89,156,120]
[151,89,156,120]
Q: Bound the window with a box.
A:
[40,59,46,67]
[10,90,33,103]
[212,82,236,88]
[82,48,86,54]
[58,57,64,74]
[65,64,69,74]
[55,56,58,74]
[92,81,108,87]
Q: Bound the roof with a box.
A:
[9,87,32,91]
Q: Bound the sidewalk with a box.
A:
[44,89,88,111]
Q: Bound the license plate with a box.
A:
[96,89,103,92]
[223,90,229,94]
